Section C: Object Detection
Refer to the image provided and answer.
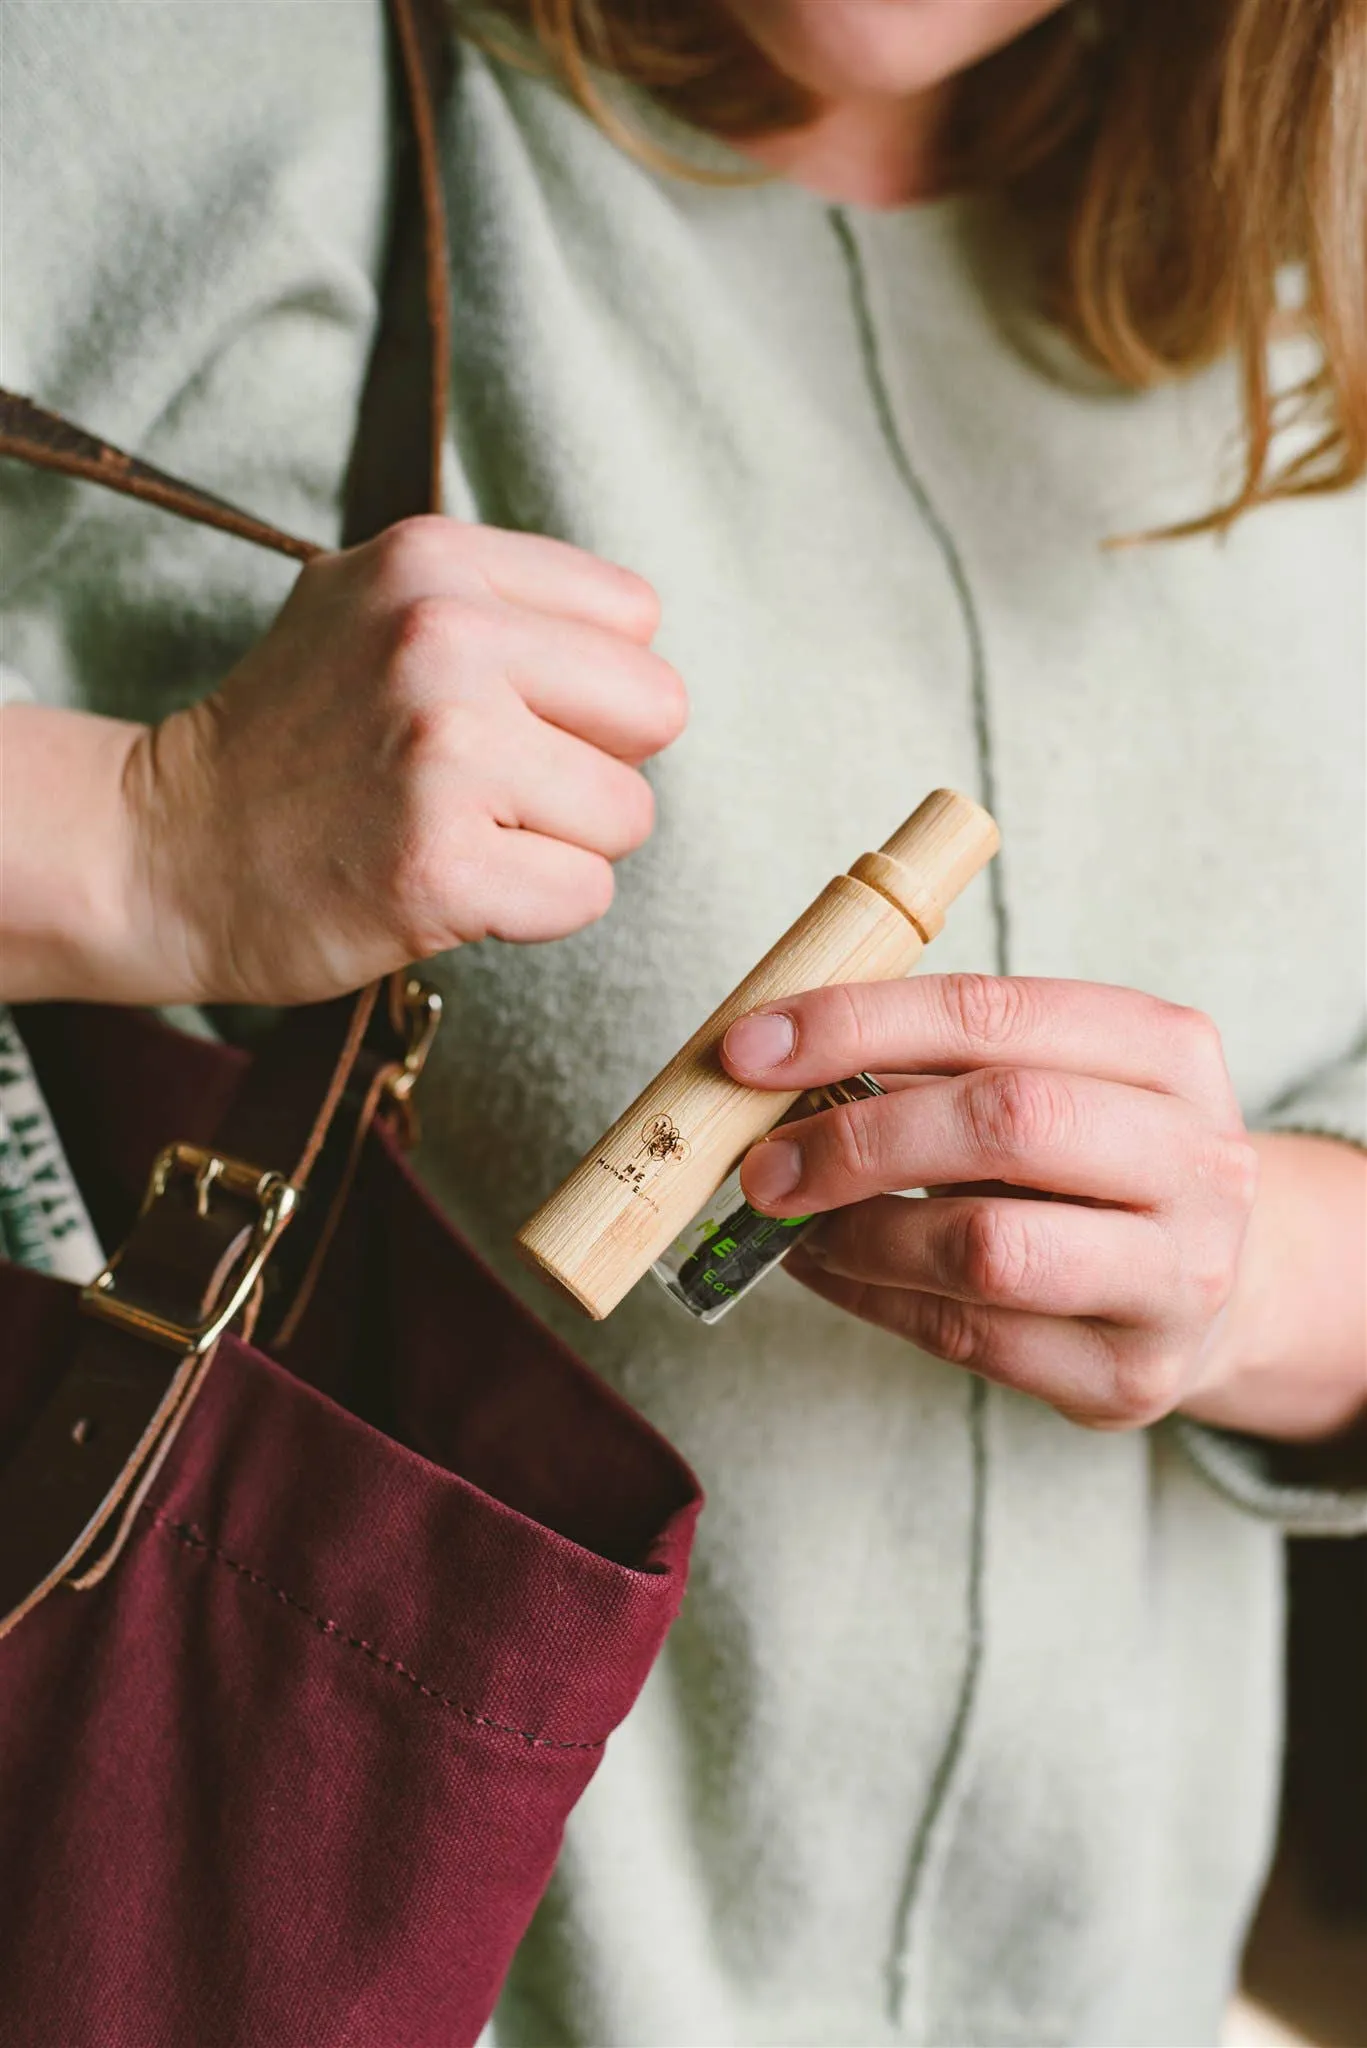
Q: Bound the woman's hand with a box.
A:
[129,518,687,1003]
[2,518,685,1005]
[723,976,1366,1441]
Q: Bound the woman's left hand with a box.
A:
[722,975,1262,1431]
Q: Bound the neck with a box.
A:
[737,88,951,208]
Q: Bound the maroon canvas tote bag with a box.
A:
[0,6,700,2043]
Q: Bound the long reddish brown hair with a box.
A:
[464,0,1366,533]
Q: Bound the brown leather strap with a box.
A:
[0,391,322,563]
[214,0,454,1332]
[343,0,452,538]
[0,1328,229,1635]
[223,991,385,1192]
[0,0,454,1634]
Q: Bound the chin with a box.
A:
[727,0,1071,99]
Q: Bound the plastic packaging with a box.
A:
[651,1076,885,1323]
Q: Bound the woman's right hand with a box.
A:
[109,517,686,1004]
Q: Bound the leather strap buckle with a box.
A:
[82,1143,298,1356]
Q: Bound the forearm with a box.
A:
[0,703,170,1002]
[1181,1131,1367,1443]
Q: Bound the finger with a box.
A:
[721,975,1239,1117]
[805,1193,1175,1323]
[467,526,662,642]
[496,710,657,862]
[863,1073,942,1094]
[466,826,618,945]
[739,1066,1238,1215]
[506,614,688,763]
[357,517,662,642]
[785,1257,1175,1430]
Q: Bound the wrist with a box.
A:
[1180,1131,1367,1443]
[0,703,178,1003]
[117,705,228,1005]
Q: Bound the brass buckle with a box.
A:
[81,1144,298,1356]
[385,977,443,1103]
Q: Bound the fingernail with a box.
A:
[724,1011,796,1073]
[745,1138,802,1208]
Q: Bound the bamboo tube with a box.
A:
[516,789,999,1319]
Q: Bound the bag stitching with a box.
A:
[152,1514,607,1752]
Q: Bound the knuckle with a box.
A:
[391,697,451,771]
[908,1291,990,1369]
[1106,1338,1182,1429]
[1177,1003,1225,1064]
[387,808,523,956]
[372,515,458,584]
[965,1065,1065,1165]
[575,855,617,925]
[945,972,1031,1055]
[647,657,690,742]
[829,1099,883,1188]
[1221,1138,1262,1212]
[390,593,464,672]
[1210,1133,1260,1214]
[619,570,663,638]
[953,1205,1040,1305]
[613,768,656,850]
[783,981,868,1074]
[809,980,876,1071]
[386,818,457,955]
[390,599,508,708]
[1182,1231,1241,1320]
[1166,1002,1235,1099]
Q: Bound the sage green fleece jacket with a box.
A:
[2,10,1364,2046]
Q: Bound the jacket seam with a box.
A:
[829,205,998,2034]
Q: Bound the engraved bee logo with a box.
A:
[640,1115,690,1164]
